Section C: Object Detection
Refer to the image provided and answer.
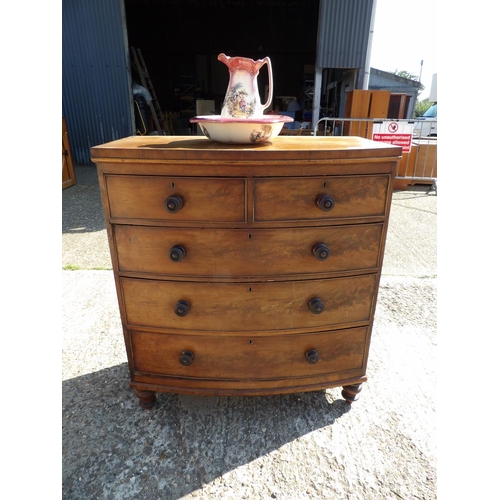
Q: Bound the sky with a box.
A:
[369,0,437,101]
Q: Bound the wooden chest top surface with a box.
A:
[91,135,402,162]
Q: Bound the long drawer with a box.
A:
[130,327,368,380]
[121,275,376,332]
[253,175,390,221]
[106,175,246,222]
[114,224,383,277]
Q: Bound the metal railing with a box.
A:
[313,117,437,191]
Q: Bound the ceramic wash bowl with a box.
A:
[189,115,293,144]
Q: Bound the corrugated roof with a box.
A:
[316,0,375,69]
[62,0,133,164]
[369,68,421,89]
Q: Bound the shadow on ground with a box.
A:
[62,364,351,499]
[62,165,106,234]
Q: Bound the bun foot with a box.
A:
[135,389,156,409]
[341,383,363,404]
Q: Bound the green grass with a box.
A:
[63,264,80,270]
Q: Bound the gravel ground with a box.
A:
[62,165,437,499]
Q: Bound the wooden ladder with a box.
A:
[130,47,168,135]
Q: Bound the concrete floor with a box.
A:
[62,165,437,499]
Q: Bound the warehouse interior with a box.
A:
[124,0,323,123]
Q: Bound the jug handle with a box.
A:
[262,57,273,111]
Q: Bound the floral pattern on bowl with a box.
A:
[250,125,273,143]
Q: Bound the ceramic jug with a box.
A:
[218,53,273,119]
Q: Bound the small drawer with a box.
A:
[106,175,246,222]
[253,175,389,222]
[121,275,376,332]
[130,327,368,380]
[115,224,383,277]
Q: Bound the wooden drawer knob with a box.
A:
[169,245,186,262]
[305,349,320,364]
[164,195,183,213]
[308,297,325,314]
[316,194,335,211]
[312,243,330,261]
[179,350,194,366]
[174,300,191,317]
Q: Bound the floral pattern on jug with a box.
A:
[223,83,256,118]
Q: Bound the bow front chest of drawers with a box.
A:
[91,136,401,408]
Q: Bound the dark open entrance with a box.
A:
[124,0,320,122]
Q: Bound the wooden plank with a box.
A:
[62,117,76,189]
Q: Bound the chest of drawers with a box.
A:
[91,136,401,408]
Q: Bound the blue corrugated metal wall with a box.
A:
[316,0,374,69]
[62,0,133,164]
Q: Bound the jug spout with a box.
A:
[219,53,273,119]
[217,53,230,67]
[218,53,267,75]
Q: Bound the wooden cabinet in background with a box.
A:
[396,139,437,189]
[344,90,391,138]
[408,140,437,179]
[91,136,401,409]
[62,118,76,189]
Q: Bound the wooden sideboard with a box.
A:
[91,136,401,409]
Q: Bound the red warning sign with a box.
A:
[388,122,399,133]
[372,121,414,153]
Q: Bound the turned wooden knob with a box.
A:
[179,350,194,366]
[312,243,330,261]
[169,245,186,262]
[308,297,325,314]
[174,300,191,317]
[164,195,183,213]
[316,194,335,211]
[305,349,320,364]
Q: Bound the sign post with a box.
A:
[372,121,414,153]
